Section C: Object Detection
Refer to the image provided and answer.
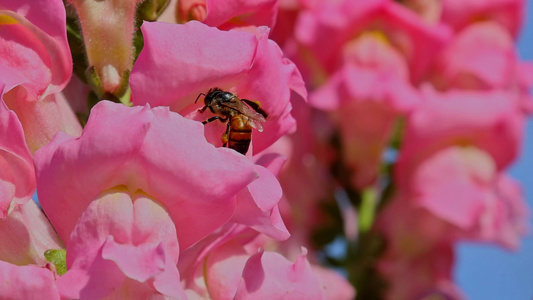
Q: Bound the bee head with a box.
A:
[199,88,235,106]
[195,88,219,105]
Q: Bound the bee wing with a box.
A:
[241,99,268,118]
[247,118,264,132]
[220,98,267,123]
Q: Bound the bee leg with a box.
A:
[198,105,208,113]
[195,93,206,104]
[222,122,230,147]
[202,116,228,125]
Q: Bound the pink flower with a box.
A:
[292,0,450,85]
[0,81,63,297]
[426,21,530,92]
[177,0,279,30]
[57,189,186,299]
[35,100,286,250]
[178,223,348,299]
[0,0,82,152]
[0,93,34,217]
[376,199,466,299]
[312,66,416,188]
[396,88,525,188]
[309,36,420,188]
[379,239,465,300]
[441,0,525,38]
[409,146,528,248]
[130,21,305,155]
[376,85,529,296]
[0,0,71,96]
[394,89,529,248]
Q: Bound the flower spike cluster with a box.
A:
[0,0,530,299]
[267,0,531,298]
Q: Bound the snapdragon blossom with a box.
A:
[0,85,63,297]
[0,0,81,152]
[130,20,305,155]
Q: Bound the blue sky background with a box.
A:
[455,1,533,298]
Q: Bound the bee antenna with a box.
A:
[195,93,206,103]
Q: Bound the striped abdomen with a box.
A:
[228,114,252,155]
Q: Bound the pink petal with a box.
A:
[203,0,279,29]
[310,63,419,111]
[491,174,529,249]
[413,147,496,229]
[441,0,524,38]
[0,199,63,266]
[310,64,419,188]
[294,0,451,82]
[235,248,324,299]
[177,0,207,23]
[0,2,81,152]
[0,22,50,97]
[0,94,34,217]
[205,240,250,299]
[4,88,82,152]
[232,165,290,240]
[429,22,517,90]
[254,152,287,176]
[311,265,356,300]
[58,192,134,300]
[59,190,185,299]
[130,21,256,110]
[0,261,59,300]
[101,236,166,282]
[342,31,410,81]
[396,88,525,188]
[177,223,255,294]
[378,239,463,300]
[1,0,71,95]
[233,28,299,152]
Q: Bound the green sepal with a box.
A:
[136,0,170,22]
[44,249,67,275]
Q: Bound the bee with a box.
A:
[195,87,268,155]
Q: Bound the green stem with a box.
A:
[359,187,378,233]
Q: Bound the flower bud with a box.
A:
[67,0,143,97]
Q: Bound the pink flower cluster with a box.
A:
[0,0,354,298]
[0,0,530,299]
[263,0,531,298]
